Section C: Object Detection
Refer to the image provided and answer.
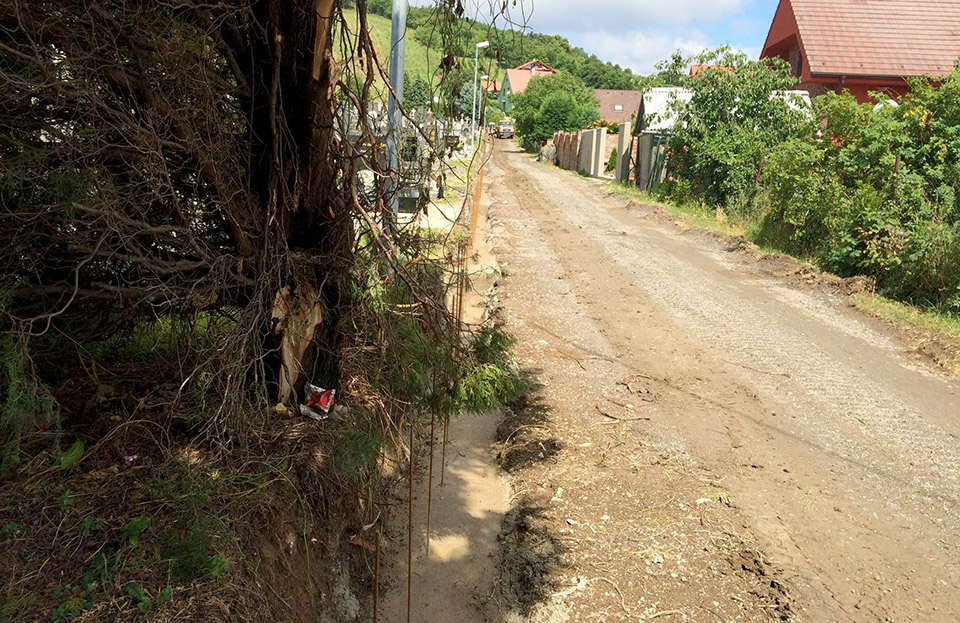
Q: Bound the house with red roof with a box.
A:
[497,59,557,113]
[760,0,960,103]
[593,89,643,124]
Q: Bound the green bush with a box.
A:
[1,338,60,471]
[453,324,529,413]
[512,73,599,149]
[663,49,812,215]
[755,138,835,255]
[606,147,618,173]
[658,46,960,312]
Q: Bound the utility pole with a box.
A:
[386,0,407,237]
[471,41,489,153]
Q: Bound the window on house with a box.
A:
[614,104,623,111]
[789,44,803,79]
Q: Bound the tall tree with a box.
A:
[0,0,370,412]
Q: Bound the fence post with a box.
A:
[637,133,654,191]
[616,122,631,182]
[592,128,606,177]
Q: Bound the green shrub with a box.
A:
[664,48,812,214]
[606,147,617,173]
[513,73,599,149]
[453,324,529,413]
[755,138,835,255]
[657,46,960,312]
[1,338,59,471]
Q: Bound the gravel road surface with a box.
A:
[487,141,960,622]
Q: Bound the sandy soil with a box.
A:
[379,153,510,623]
[484,141,960,622]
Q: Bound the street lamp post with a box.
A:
[478,74,489,131]
[386,0,407,239]
[471,41,489,153]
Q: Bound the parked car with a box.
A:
[497,119,515,139]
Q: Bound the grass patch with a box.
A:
[852,293,960,339]
[342,10,443,85]
[1,337,60,472]
[332,424,383,481]
[605,182,748,238]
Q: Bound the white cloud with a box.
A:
[579,29,712,74]
[489,0,745,33]
[411,0,764,76]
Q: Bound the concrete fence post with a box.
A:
[637,133,654,191]
[616,122,631,182]
[592,128,606,177]
[578,129,595,175]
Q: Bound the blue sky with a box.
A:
[479,0,781,74]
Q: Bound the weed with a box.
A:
[607,183,748,238]
[853,293,960,339]
[1,337,60,471]
[121,515,152,547]
[80,516,104,537]
[57,439,84,470]
[148,461,232,580]
[79,550,119,595]
[162,520,228,581]
[1,590,36,619]
[149,461,215,514]
[332,425,383,481]
[207,554,229,577]
[51,595,88,622]
[124,582,153,612]
[58,489,74,515]
[0,521,18,539]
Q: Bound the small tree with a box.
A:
[457,81,476,120]
[404,73,432,111]
[664,48,812,214]
[512,73,598,149]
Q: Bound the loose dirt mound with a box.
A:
[498,500,564,616]
[496,393,562,473]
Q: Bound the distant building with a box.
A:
[634,88,693,133]
[497,59,558,113]
[480,79,501,93]
[632,87,810,133]
[760,0,960,103]
[688,64,732,78]
[593,89,643,124]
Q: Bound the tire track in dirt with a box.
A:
[492,143,960,622]
[486,147,796,622]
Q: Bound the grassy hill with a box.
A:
[349,3,637,90]
[351,11,441,83]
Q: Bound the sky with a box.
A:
[474,0,781,75]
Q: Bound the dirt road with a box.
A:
[486,141,960,622]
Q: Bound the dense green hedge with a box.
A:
[512,73,599,149]
[661,52,960,312]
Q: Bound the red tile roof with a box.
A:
[689,64,733,77]
[593,89,643,123]
[504,60,558,95]
[783,0,960,78]
[513,59,557,73]
[504,69,534,94]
